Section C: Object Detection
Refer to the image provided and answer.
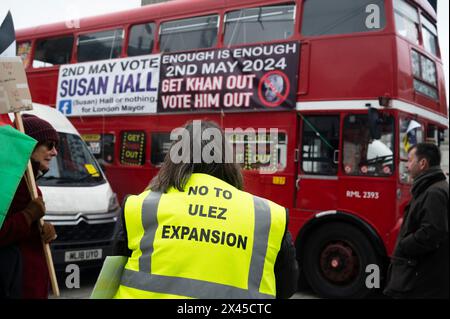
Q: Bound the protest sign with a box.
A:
[158,41,300,113]
[56,54,161,116]
[0,56,33,113]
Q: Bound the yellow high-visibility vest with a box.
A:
[114,173,286,299]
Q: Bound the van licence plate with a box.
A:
[64,249,102,262]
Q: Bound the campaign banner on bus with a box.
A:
[56,55,160,116]
[157,41,300,113]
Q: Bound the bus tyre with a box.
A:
[303,222,381,298]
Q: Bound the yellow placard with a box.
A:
[85,164,100,177]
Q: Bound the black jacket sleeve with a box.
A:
[274,209,299,299]
[113,196,132,257]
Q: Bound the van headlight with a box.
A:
[108,193,120,212]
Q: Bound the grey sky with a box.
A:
[1,0,449,104]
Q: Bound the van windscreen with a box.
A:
[38,133,106,187]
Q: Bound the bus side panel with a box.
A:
[304,36,395,102]
[337,176,397,251]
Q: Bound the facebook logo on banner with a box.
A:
[58,100,72,115]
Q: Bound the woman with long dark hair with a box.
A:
[113,120,298,299]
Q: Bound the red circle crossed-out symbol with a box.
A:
[258,70,290,108]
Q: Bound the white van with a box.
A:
[17,103,121,270]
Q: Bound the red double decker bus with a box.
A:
[16,0,447,297]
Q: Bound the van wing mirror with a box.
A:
[368,107,382,140]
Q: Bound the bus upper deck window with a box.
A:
[33,36,73,68]
[224,4,295,47]
[159,15,218,53]
[127,23,155,56]
[77,29,123,63]
[421,15,438,56]
[411,50,438,100]
[393,0,419,44]
[301,0,385,36]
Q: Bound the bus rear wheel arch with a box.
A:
[301,222,383,298]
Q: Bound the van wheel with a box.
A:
[302,222,381,298]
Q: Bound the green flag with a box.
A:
[0,124,37,229]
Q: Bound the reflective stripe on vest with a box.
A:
[139,191,162,274]
[116,174,286,299]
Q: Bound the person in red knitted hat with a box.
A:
[22,114,60,176]
[0,114,58,299]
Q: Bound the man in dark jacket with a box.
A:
[384,143,448,299]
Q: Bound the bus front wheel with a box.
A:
[302,222,382,298]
